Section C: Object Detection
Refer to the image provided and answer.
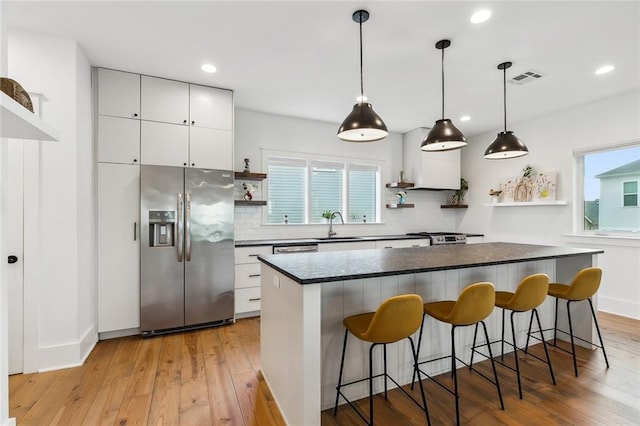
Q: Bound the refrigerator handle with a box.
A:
[177,193,184,262]
[185,192,191,262]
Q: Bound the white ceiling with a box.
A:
[6,1,640,137]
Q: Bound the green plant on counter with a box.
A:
[321,210,333,219]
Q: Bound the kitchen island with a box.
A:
[258,243,603,426]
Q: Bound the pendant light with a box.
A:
[337,10,388,142]
[421,39,467,151]
[484,62,529,159]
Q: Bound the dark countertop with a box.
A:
[257,242,604,284]
[235,233,484,247]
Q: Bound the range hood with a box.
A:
[402,127,461,190]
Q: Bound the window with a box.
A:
[265,152,381,224]
[623,181,638,207]
[576,142,640,233]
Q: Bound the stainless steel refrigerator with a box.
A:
[140,165,234,335]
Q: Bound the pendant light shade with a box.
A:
[337,10,388,142]
[484,62,529,159]
[422,39,467,151]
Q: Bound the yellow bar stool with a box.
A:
[413,282,503,426]
[526,267,609,377]
[471,273,555,399]
[333,294,431,425]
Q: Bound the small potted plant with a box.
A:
[396,191,407,204]
[453,178,468,205]
[321,210,333,223]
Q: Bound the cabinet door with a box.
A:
[141,121,189,167]
[98,163,140,332]
[421,149,461,190]
[141,75,189,125]
[189,84,233,130]
[375,239,430,249]
[189,127,232,170]
[97,68,140,119]
[97,115,140,164]
[317,241,376,252]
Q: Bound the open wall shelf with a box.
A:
[1,92,58,141]
[484,200,568,207]
[386,182,415,189]
[235,171,267,181]
[386,203,415,209]
[235,200,267,206]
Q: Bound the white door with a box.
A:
[189,127,233,170]
[7,139,24,375]
[141,75,189,125]
[140,121,189,167]
[97,68,141,119]
[97,115,140,164]
[189,84,233,130]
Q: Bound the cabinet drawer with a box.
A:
[235,246,272,264]
[235,263,261,289]
[236,287,261,314]
[375,239,430,249]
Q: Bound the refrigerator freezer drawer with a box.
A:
[236,287,261,314]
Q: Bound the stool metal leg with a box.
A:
[408,336,431,426]
[334,329,349,416]
[524,310,535,353]
[510,311,523,399]
[369,343,376,425]
[566,300,579,377]
[481,320,505,410]
[411,315,426,390]
[588,298,610,368]
[501,308,506,360]
[469,322,479,369]
[383,344,388,399]
[553,297,559,346]
[451,325,460,426]
[533,308,556,385]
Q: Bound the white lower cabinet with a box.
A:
[466,236,484,244]
[317,241,376,252]
[375,238,430,249]
[97,163,140,333]
[235,245,272,316]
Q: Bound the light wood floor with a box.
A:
[9,312,640,425]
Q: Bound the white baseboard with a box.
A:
[38,324,98,372]
[5,418,16,426]
[599,296,640,320]
[98,327,139,340]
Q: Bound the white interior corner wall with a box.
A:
[1,1,13,424]
[459,89,640,319]
[8,30,96,371]
[233,109,457,240]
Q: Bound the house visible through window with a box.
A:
[577,144,640,233]
[266,153,381,224]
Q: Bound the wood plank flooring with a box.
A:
[9,312,640,425]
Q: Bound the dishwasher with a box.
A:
[272,244,319,254]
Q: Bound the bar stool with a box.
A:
[413,282,503,426]
[527,267,609,377]
[333,294,430,425]
[471,273,555,399]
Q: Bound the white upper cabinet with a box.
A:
[189,84,233,130]
[403,127,461,190]
[141,120,189,167]
[141,75,189,125]
[189,127,233,170]
[97,115,140,164]
[98,68,140,119]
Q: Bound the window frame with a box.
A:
[262,149,383,225]
[574,140,640,235]
[622,180,638,207]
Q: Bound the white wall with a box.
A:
[233,109,460,240]
[7,30,96,371]
[459,89,640,318]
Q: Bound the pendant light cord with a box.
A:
[503,67,507,132]
[441,46,445,119]
[359,14,364,102]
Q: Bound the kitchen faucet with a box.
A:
[327,211,344,238]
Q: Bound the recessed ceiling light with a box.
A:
[201,63,217,73]
[470,10,491,24]
[460,115,471,122]
[594,65,614,75]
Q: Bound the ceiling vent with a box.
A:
[509,70,544,85]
